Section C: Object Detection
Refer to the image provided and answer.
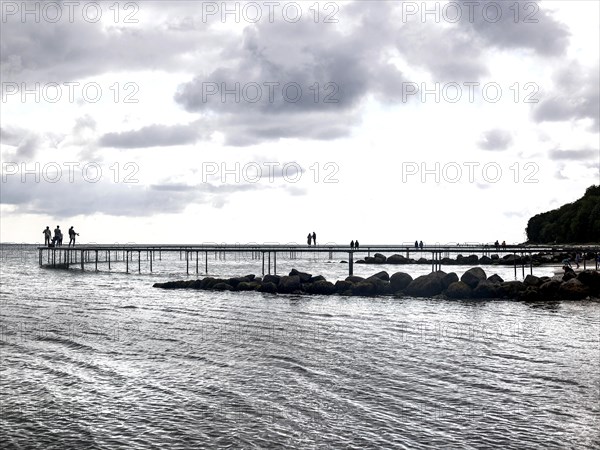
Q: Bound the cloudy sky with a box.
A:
[1,0,598,245]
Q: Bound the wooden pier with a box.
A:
[37,244,600,278]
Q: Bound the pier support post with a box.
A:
[126,251,129,274]
[108,251,111,270]
[262,252,265,276]
[205,251,208,274]
[95,250,98,271]
[274,252,277,275]
[349,251,354,276]
[268,252,271,275]
[81,250,84,271]
[138,251,141,273]
[186,251,189,275]
[39,249,42,266]
[196,251,199,274]
[150,251,152,272]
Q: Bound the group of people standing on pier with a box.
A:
[307,232,317,246]
[494,240,507,250]
[414,240,424,250]
[350,240,360,249]
[43,225,79,247]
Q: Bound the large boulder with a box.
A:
[461,268,487,288]
[367,271,390,281]
[523,275,541,287]
[577,271,600,294]
[351,281,377,296]
[373,253,387,264]
[472,281,499,299]
[558,279,591,300]
[479,256,492,265]
[200,277,221,289]
[305,280,336,295]
[445,281,472,299]
[346,276,365,283]
[153,280,190,289]
[497,281,526,298]
[464,255,479,264]
[258,282,278,294]
[406,271,446,297]
[390,272,413,292]
[278,275,301,293]
[442,272,459,290]
[487,274,504,284]
[263,274,281,285]
[236,281,262,291]
[334,280,353,295]
[308,275,326,283]
[538,280,560,298]
[387,254,408,264]
[289,269,312,282]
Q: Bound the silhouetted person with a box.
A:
[414,240,418,249]
[350,240,355,249]
[501,240,506,249]
[419,240,423,250]
[312,232,316,246]
[43,226,51,246]
[355,240,359,249]
[307,233,312,246]
[494,240,499,250]
[575,252,582,269]
[53,226,62,247]
[68,226,79,247]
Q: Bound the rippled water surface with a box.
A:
[1,245,599,449]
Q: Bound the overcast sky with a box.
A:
[1,0,599,245]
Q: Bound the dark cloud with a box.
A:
[548,149,598,161]
[478,129,513,151]
[458,1,570,56]
[533,64,599,130]
[99,122,205,148]
[0,177,265,218]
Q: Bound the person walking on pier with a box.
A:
[52,226,63,247]
[419,240,423,250]
[355,240,359,249]
[501,240,506,250]
[575,252,582,269]
[312,232,317,246]
[350,240,355,249]
[43,226,51,246]
[307,233,312,246]
[68,226,79,247]
[414,240,418,249]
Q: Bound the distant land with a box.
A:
[526,185,600,244]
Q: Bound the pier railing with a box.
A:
[37,244,600,277]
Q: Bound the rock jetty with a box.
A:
[353,251,598,267]
[153,267,600,301]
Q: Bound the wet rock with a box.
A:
[278,275,301,293]
[263,274,281,285]
[539,280,561,298]
[445,281,472,299]
[213,282,233,291]
[373,253,387,263]
[368,271,390,281]
[334,280,353,295]
[308,275,327,283]
[490,254,500,261]
[577,271,600,293]
[524,274,541,287]
[305,280,336,295]
[236,281,261,291]
[497,281,526,298]
[289,269,312,283]
[562,271,577,282]
[406,271,446,297]
[346,276,365,283]
[258,282,278,294]
[461,268,487,288]
[417,258,428,264]
[442,272,459,290]
[200,277,220,289]
[519,287,541,302]
[558,279,591,300]
[387,254,408,264]
[472,280,498,299]
[479,256,492,264]
[351,281,377,296]
[390,272,413,293]
[487,274,504,284]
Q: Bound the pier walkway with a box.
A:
[37,244,600,278]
